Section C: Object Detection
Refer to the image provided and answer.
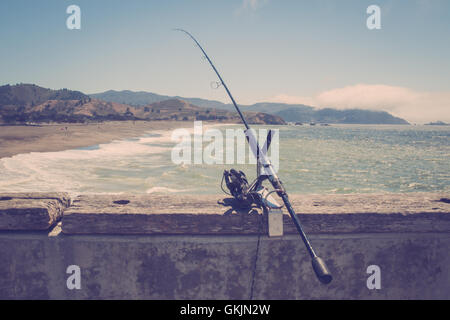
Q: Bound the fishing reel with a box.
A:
[221,168,284,213]
[222,169,249,200]
[221,169,253,207]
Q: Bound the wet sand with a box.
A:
[0,121,188,159]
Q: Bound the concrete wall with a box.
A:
[0,192,449,299]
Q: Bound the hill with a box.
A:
[90,90,227,109]
[89,90,171,106]
[0,83,90,106]
[91,90,409,125]
[274,107,409,124]
[0,84,285,125]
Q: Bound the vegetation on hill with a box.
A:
[0,84,285,125]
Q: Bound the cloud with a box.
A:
[242,0,260,10]
[235,0,267,14]
[269,84,450,124]
[269,94,316,106]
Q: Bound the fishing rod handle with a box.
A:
[281,194,333,284]
[312,257,333,284]
[281,194,316,257]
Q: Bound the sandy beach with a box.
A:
[0,121,188,159]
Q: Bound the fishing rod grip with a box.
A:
[280,193,333,284]
[312,256,333,284]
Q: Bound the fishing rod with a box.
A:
[175,28,332,284]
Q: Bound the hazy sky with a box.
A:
[0,0,449,123]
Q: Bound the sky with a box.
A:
[0,0,449,123]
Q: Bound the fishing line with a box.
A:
[249,211,263,300]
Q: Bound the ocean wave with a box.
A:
[1,124,448,194]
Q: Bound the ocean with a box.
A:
[0,124,448,196]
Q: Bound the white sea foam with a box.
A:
[146,186,191,194]
[0,129,180,194]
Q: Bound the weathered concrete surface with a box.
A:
[62,193,450,234]
[0,193,69,230]
[0,232,448,299]
[63,194,263,235]
[0,192,449,299]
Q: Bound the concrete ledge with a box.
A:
[0,192,70,231]
[0,192,449,299]
[63,194,262,235]
[61,193,450,235]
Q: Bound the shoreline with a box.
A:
[2,122,448,159]
[0,120,192,159]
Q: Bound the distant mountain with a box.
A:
[90,90,228,110]
[90,90,171,106]
[91,90,409,125]
[274,107,409,125]
[173,96,227,110]
[0,84,285,125]
[241,103,315,114]
[425,121,449,126]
